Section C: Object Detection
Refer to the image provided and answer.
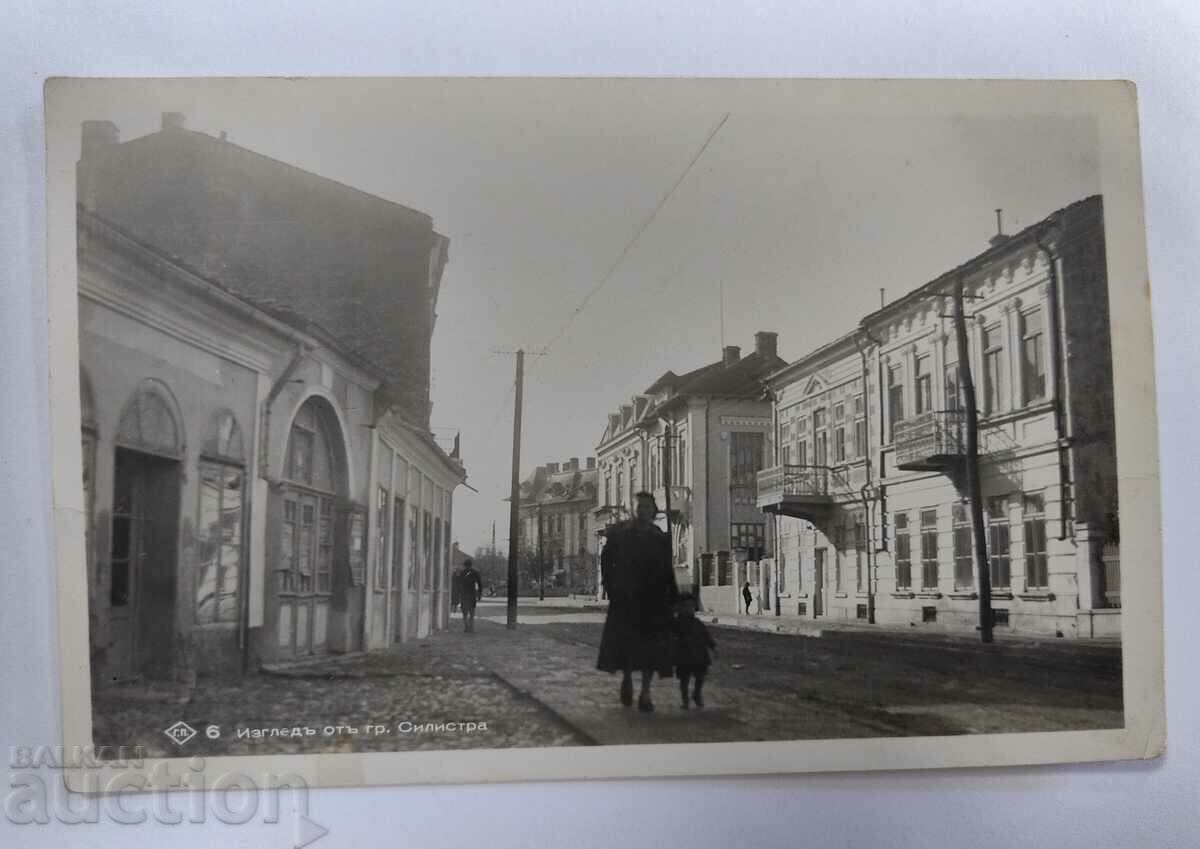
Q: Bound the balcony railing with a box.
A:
[756,464,851,510]
[894,410,966,470]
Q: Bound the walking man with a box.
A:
[596,491,679,712]
[460,557,483,633]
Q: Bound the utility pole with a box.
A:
[505,349,524,629]
[953,279,994,643]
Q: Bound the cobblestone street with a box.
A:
[93,599,1122,758]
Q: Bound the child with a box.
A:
[673,595,717,709]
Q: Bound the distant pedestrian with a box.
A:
[742,581,754,615]
[597,492,679,712]
[450,566,462,613]
[673,595,716,709]
[459,558,483,633]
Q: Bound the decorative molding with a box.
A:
[719,416,771,428]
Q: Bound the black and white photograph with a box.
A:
[43,77,1162,788]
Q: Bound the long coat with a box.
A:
[596,521,679,677]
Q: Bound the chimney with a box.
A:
[81,120,119,160]
[567,457,580,471]
[989,208,1010,248]
[586,457,596,470]
[754,331,778,360]
[161,112,187,132]
[723,345,741,367]
[547,462,560,474]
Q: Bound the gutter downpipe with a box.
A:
[244,343,309,674]
[853,329,881,625]
[1036,225,1073,541]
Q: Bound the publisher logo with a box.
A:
[163,721,197,747]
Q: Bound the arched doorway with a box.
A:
[272,396,349,657]
[109,379,184,680]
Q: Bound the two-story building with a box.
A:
[595,332,786,612]
[516,458,599,593]
[758,196,1119,638]
[77,113,466,688]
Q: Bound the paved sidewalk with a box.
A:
[92,601,1122,758]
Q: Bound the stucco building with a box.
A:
[516,458,598,593]
[758,196,1119,638]
[595,333,786,611]
[77,113,465,686]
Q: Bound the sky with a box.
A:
[48,79,1101,555]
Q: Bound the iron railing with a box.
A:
[894,409,966,467]
[756,464,850,507]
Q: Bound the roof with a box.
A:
[864,195,1101,326]
[77,120,449,425]
[517,463,599,507]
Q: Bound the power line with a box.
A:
[528,111,732,374]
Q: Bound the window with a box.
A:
[423,510,433,590]
[953,502,974,589]
[604,474,612,507]
[922,606,937,623]
[854,514,867,592]
[579,513,587,539]
[915,355,933,415]
[797,440,808,466]
[920,508,939,590]
[779,550,787,592]
[983,324,1005,416]
[730,432,765,505]
[1021,308,1046,404]
[391,497,405,588]
[833,403,847,463]
[196,461,244,624]
[988,495,1011,590]
[833,526,845,592]
[944,363,961,413]
[1024,493,1049,589]
[730,522,766,554]
[374,487,390,590]
[894,512,912,589]
[408,504,419,589]
[854,393,867,458]
[782,443,791,465]
[856,604,868,620]
[615,469,623,507]
[888,366,905,440]
[992,608,1010,627]
[813,409,828,466]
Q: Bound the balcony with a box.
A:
[756,464,844,522]
[894,410,967,472]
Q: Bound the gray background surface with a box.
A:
[3,2,1197,846]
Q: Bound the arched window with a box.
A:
[285,401,335,490]
[116,381,182,457]
[196,411,246,625]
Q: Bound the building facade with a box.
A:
[595,333,786,612]
[516,458,598,593]
[78,114,465,687]
[758,196,1120,638]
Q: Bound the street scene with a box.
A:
[54,79,1126,762]
[95,598,1121,758]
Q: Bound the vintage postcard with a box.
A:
[44,78,1163,793]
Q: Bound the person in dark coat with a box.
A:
[673,595,717,709]
[459,558,483,633]
[596,491,679,712]
[742,580,754,615]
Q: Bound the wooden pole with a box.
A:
[506,350,524,629]
[954,279,993,643]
